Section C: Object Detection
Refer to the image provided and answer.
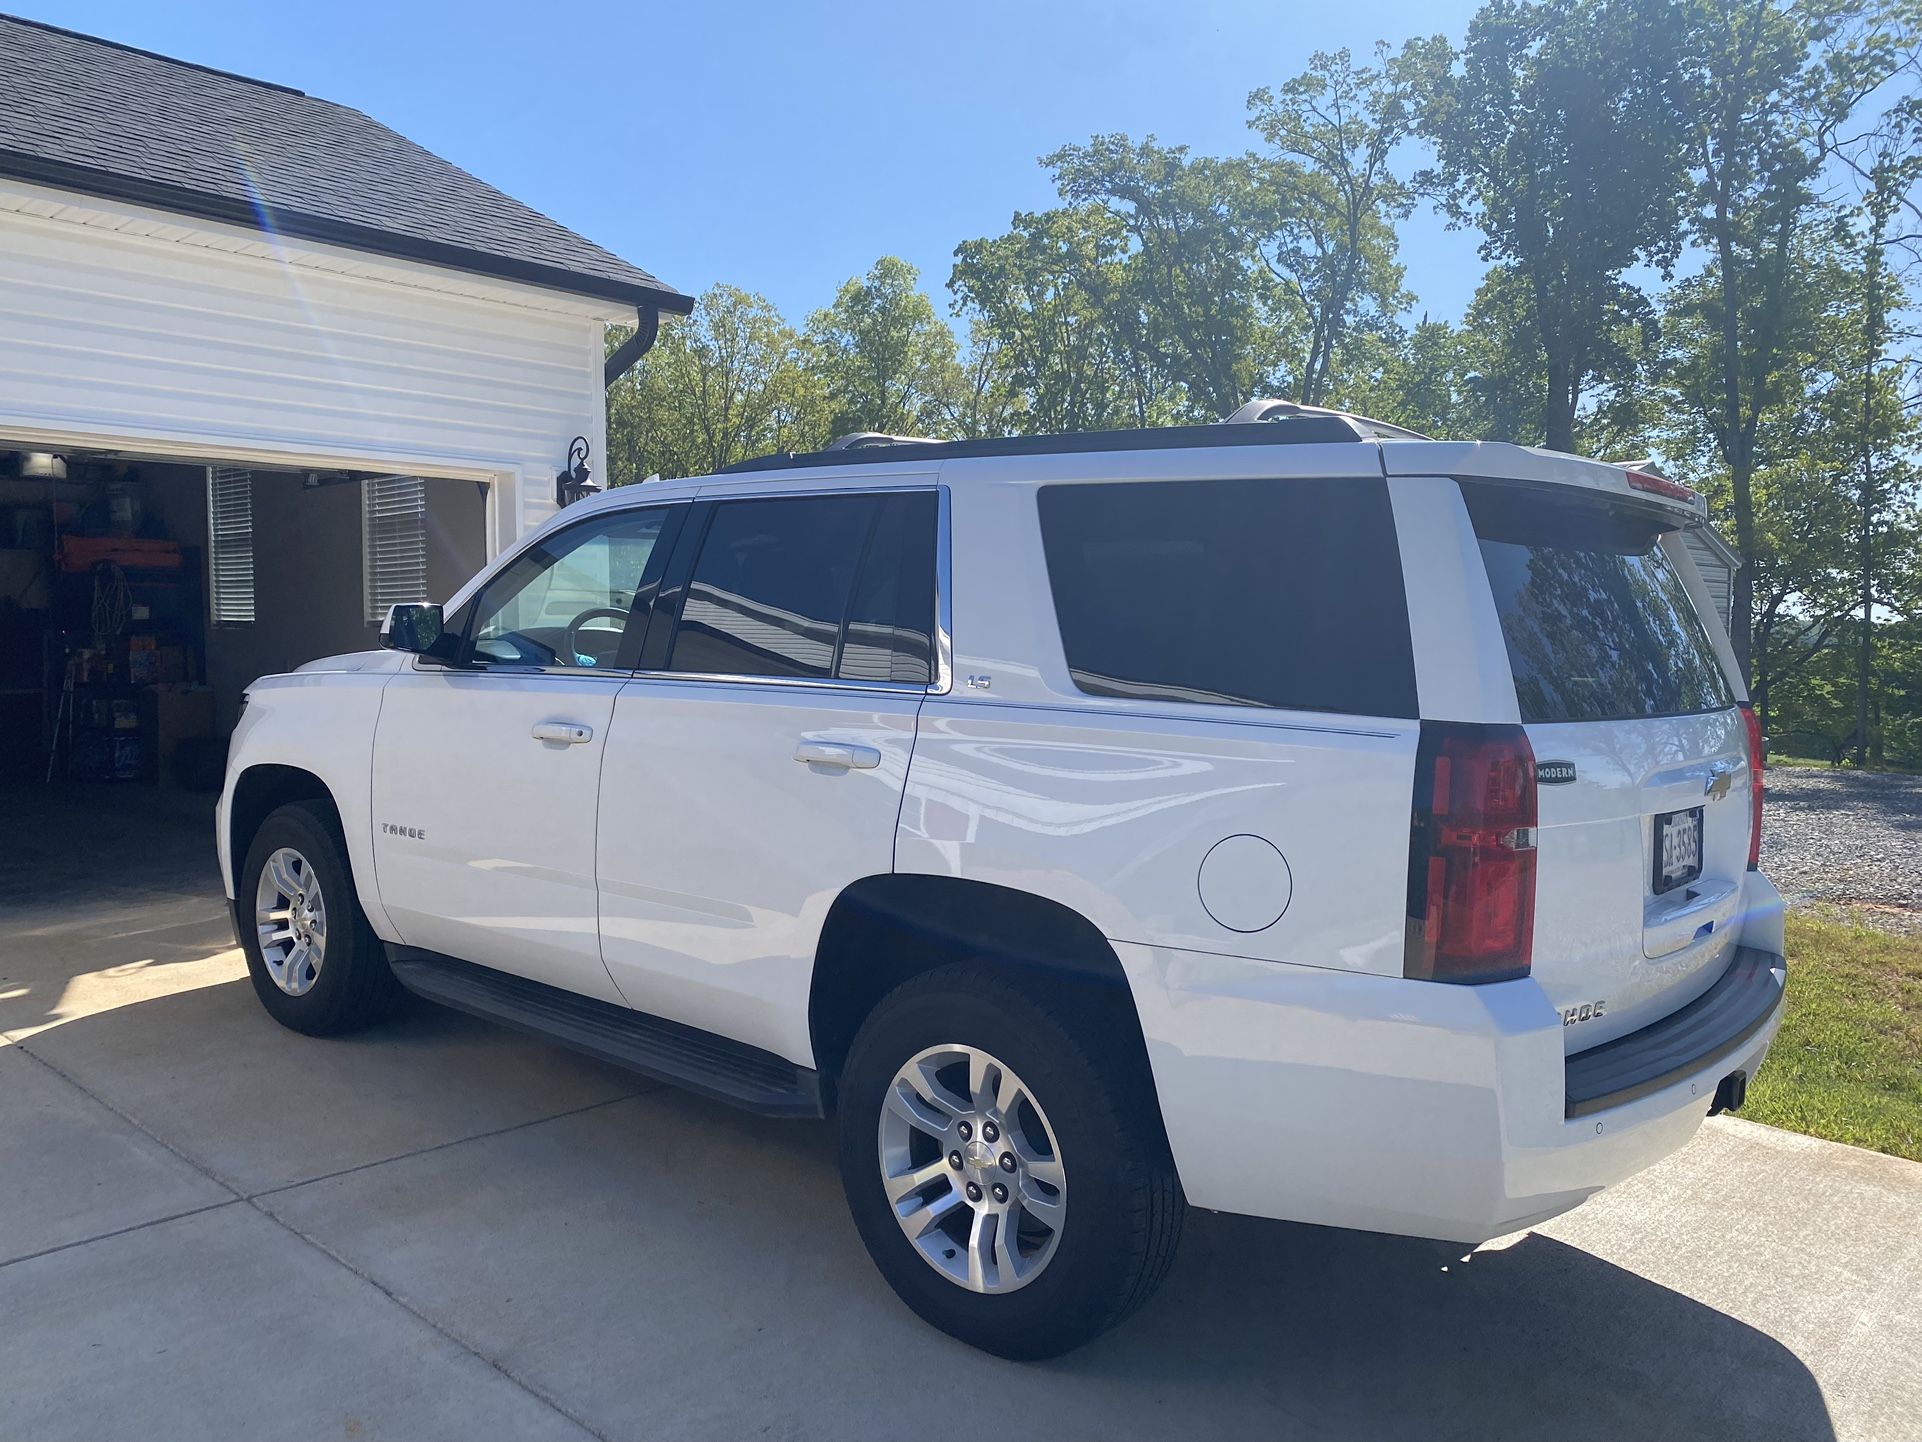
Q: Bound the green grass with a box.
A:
[1760,757,1922,780]
[1766,753,1922,774]
[1743,910,1922,1161]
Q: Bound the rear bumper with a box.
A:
[1564,945,1784,1117]
[1117,913,1787,1244]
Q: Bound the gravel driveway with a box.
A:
[1760,767,1922,934]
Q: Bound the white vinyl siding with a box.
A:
[362,475,428,625]
[0,177,616,546]
[207,465,254,625]
[1680,528,1735,632]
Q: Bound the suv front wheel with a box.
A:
[836,963,1184,1359]
[239,800,400,1036]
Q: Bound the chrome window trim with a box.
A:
[625,670,932,695]
[930,484,953,696]
[407,656,634,684]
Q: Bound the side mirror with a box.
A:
[380,602,446,655]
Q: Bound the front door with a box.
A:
[371,501,682,1001]
[596,487,941,1063]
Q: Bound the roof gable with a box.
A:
[0,14,689,313]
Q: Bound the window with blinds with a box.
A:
[362,475,428,625]
[207,467,255,626]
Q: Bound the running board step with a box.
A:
[386,947,824,1119]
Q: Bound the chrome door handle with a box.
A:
[531,721,594,745]
[795,739,882,770]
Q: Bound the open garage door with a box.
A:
[1,443,488,787]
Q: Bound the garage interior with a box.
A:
[0,444,487,790]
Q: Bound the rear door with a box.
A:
[1463,482,1749,1048]
[594,486,940,1064]
[897,466,1424,982]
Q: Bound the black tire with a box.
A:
[837,962,1184,1360]
[239,800,401,1036]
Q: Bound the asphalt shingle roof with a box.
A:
[0,14,690,313]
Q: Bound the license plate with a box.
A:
[1653,807,1704,894]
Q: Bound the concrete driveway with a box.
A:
[3,786,1919,1442]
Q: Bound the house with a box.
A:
[0,14,689,784]
[1678,527,1739,634]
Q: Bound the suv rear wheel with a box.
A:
[836,963,1184,1359]
[239,801,400,1036]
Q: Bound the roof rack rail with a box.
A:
[824,432,940,451]
[1223,397,1431,441]
[713,414,1375,475]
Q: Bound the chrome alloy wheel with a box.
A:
[254,846,327,996]
[878,1044,1066,1294]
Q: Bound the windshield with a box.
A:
[1467,486,1733,724]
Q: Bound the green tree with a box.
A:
[806,257,962,437]
[604,325,694,487]
[1661,234,1907,740]
[1247,45,1417,406]
[1044,136,1278,418]
[1745,463,1858,739]
[1331,319,1472,436]
[1845,159,1920,764]
[604,285,826,483]
[1662,224,1852,687]
[1660,0,1865,679]
[1413,0,1693,453]
[1456,265,1550,443]
[949,205,1183,432]
[1819,3,1922,762]
[1444,262,1662,454]
[935,319,1022,439]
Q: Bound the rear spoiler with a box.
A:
[1379,441,1709,522]
[1604,456,1710,521]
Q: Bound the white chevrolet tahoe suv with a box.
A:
[218,406,1786,1359]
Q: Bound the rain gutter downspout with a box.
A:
[603,304,662,387]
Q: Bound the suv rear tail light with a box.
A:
[1740,705,1765,869]
[1405,722,1537,984]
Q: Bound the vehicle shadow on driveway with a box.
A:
[1079,1208,1833,1441]
[6,974,1832,1442]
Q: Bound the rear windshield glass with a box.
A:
[1466,486,1733,723]
[1038,477,1418,718]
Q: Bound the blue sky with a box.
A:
[19,0,1490,328]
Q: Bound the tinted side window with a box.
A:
[670,494,877,679]
[1037,477,1417,718]
[839,492,937,685]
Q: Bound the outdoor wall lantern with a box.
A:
[555,436,599,508]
